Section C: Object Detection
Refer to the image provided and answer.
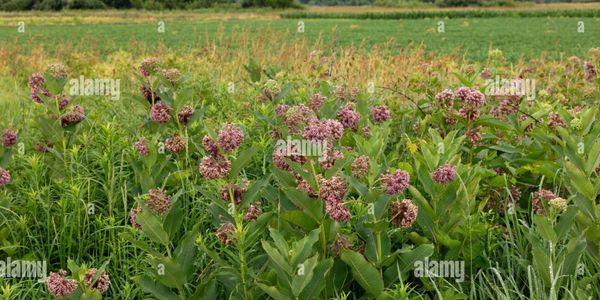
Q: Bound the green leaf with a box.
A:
[291,255,318,296]
[299,258,334,299]
[230,146,259,178]
[149,256,187,288]
[136,210,169,246]
[533,215,558,244]
[340,249,384,297]
[256,283,291,300]
[135,275,180,300]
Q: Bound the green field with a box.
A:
[2,17,600,61]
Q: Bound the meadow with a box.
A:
[0,6,599,300]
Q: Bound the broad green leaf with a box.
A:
[340,249,384,297]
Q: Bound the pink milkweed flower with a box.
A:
[431,162,457,184]
[319,175,347,203]
[381,170,410,195]
[532,189,555,215]
[49,63,68,79]
[2,129,17,147]
[337,104,360,130]
[351,155,370,177]
[134,138,149,156]
[146,188,172,215]
[199,155,231,179]
[308,93,326,111]
[177,105,194,126]
[272,143,307,171]
[84,268,110,293]
[140,57,160,77]
[0,168,11,187]
[61,105,86,127]
[130,207,142,229]
[216,222,236,245]
[47,269,78,298]
[162,68,181,83]
[202,135,219,156]
[325,119,344,140]
[220,183,247,205]
[150,102,171,124]
[165,135,186,154]
[390,199,418,228]
[371,106,390,123]
[326,200,351,222]
[58,95,70,110]
[548,113,566,128]
[244,203,262,221]
[584,61,596,82]
[465,126,482,144]
[141,86,161,103]
[435,89,454,107]
[303,121,331,142]
[275,104,289,119]
[218,123,244,152]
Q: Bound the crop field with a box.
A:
[0,5,599,300]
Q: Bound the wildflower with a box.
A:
[141,86,161,103]
[199,136,218,157]
[431,162,457,184]
[319,175,347,202]
[351,155,370,177]
[49,63,68,79]
[47,270,78,298]
[285,105,315,132]
[326,200,351,222]
[61,105,85,127]
[334,85,360,102]
[532,189,555,215]
[177,105,194,126]
[337,104,361,130]
[134,138,149,156]
[199,155,231,179]
[303,121,330,142]
[371,106,390,123]
[165,135,186,154]
[150,102,171,124]
[2,129,17,147]
[129,207,142,229]
[275,104,289,118]
[58,95,70,110]
[216,222,236,245]
[162,68,181,83]
[465,126,482,144]
[0,168,10,187]
[320,146,343,169]
[84,268,110,293]
[218,123,244,152]
[331,235,351,257]
[244,203,262,221]
[309,93,326,111]
[140,57,160,77]
[28,73,45,91]
[548,113,566,128]
[35,141,53,153]
[220,184,247,205]
[390,199,418,228]
[584,61,596,82]
[325,119,344,140]
[146,188,172,215]
[272,143,306,171]
[361,125,371,138]
[381,170,410,195]
[297,177,319,197]
[481,68,492,79]
[549,197,568,213]
[258,79,281,102]
[435,89,454,107]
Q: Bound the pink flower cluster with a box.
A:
[130,207,143,229]
[220,183,247,205]
[351,155,370,177]
[165,135,186,154]
[216,222,236,245]
[381,170,410,195]
[140,57,160,77]
[532,189,555,215]
[146,188,172,215]
[0,167,11,187]
[337,104,361,130]
[150,102,171,124]
[320,175,351,222]
[431,162,457,184]
[61,105,86,127]
[84,268,111,293]
[199,155,231,179]
[2,129,17,147]
[390,199,418,228]
[47,270,78,298]
[218,123,244,152]
[371,106,390,123]
[134,138,149,156]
